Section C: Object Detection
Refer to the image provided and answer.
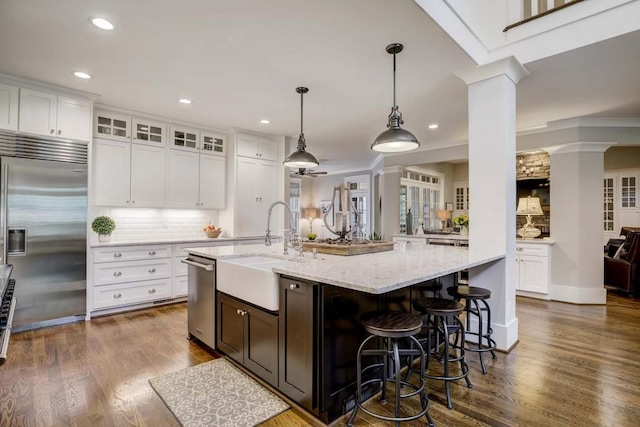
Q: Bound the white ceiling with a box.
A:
[0,0,638,174]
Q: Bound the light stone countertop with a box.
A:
[393,233,469,241]
[185,242,504,295]
[89,235,265,248]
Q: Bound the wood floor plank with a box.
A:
[1,293,640,426]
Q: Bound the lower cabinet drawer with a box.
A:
[93,259,171,286]
[173,275,188,298]
[516,243,549,256]
[93,279,172,310]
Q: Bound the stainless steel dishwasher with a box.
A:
[181,255,216,350]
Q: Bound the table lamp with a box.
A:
[303,207,320,234]
[516,196,544,238]
[436,209,451,230]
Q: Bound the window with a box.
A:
[603,177,614,231]
[345,174,371,238]
[289,179,301,234]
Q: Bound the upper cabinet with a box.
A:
[0,83,19,131]
[19,88,91,141]
[169,125,199,151]
[166,150,225,209]
[94,111,166,146]
[94,110,131,142]
[132,117,166,146]
[236,134,277,161]
[201,131,225,156]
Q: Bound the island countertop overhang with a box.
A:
[185,243,504,295]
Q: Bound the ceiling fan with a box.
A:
[292,168,327,177]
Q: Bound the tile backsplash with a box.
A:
[89,207,220,243]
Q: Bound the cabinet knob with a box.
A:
[256,152,259,156]
[237,309,242,315]
[113,252,122,258]
[50,129,54,134]
[126,200,130,204]
[132,200,135,204]
[113,293,122,299]
[148,288,156,294]
[57,130,62,135]
[148,268,156,273]
[289,283,299,290]
[148,251,156,255]
[113,271,122,276]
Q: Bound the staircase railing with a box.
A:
[504,0,584,32]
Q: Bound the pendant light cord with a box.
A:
[300,89,304,137]
[392,51,397,109]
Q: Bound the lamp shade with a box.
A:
[303,207,320,219]
[516,196,544,215]
[371,127,420,152]
[436,209,451,220]
[283,148,319,168]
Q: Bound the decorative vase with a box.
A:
[98,233,111,243]
[460,226,468,236]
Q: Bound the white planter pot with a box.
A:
[98,233,111,243]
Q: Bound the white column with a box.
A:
[379,166,403,239]
[457,57,529,351]
[544,142,614,304]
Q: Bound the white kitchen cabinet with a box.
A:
[130,144,166,207]
[515,242,551,295]
[199,154,226,209]
[93,138,166,207]
[92,139,132,206]
[167,150,225,209]
[235,157,277,236]
[0,83,19,131]
[169,125,199,151]
[91,244,173,312]
[132,117,166,146]
[236,134,278,161]
[19,88,91,141]
[201,131,225,156]
[94,110,132,142]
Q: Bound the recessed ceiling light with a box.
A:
[428,123,439,129]
[260,119,270,124]
[89,17,115,31]
[178,98,192,104]
[72,71,92,79]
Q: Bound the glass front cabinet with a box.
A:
[400,170,443,234]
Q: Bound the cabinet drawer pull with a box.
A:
[113,293,122,299]
[50,129,54,134]
[113,252,122,258]
[289,283,299,290]
[148,288,156,294]
[148,251,156,255]
[57,130,61,135]
[148,268,156,273]
[113,271,122,276]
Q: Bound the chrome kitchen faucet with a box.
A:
[265,201,297,255]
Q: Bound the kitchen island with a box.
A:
[184,242,503,424]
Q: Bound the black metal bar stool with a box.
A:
[347,311,435,427]
[447,286,497,375]
[411,298,472,410]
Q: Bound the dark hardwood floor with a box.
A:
[1,292,639,426]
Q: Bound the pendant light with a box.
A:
[371,43,420,153]
[284,87,319,168]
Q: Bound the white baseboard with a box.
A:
[549,284,607,304]
[467,316,518,352]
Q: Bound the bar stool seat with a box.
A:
[447,286,497,375]
[411,298,472,410]
[347,311,435,427]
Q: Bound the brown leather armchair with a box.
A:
[604,227,640,296]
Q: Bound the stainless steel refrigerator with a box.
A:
[1,156,87,331]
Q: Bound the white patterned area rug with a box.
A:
[149,357,290,427]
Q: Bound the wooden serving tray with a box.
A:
[302,241,394,256]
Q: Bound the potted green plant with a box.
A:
[453,214,469,236]
[92,216,116,242]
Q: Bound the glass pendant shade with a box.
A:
[284,87,319,169]
[371,43,420,153]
